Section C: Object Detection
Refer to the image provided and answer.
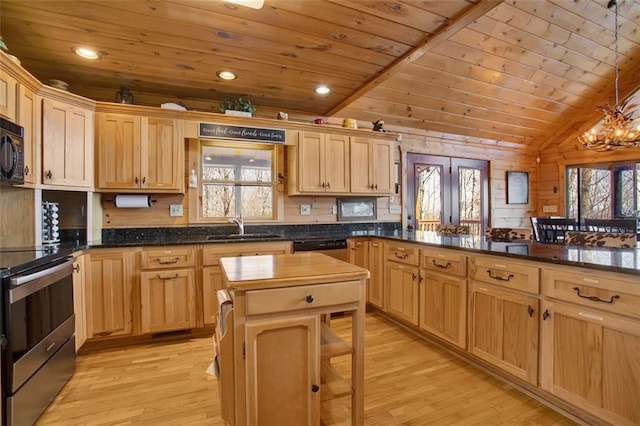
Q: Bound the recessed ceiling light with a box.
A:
[223,0,265,9]
[315,85,330,95]
[73,46,100,60]
[217,70,237,80]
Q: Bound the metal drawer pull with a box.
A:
[157,257,179,264]
[527,305,534,317]
[157,274,179,280]
[311,384,319,393]
[542,310,550,320]
[572,287,619,304]
[432,260,451,269]
[305,295,314,303]
[394,252,409,259]
[486,270,514,281]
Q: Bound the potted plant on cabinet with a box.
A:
[219,95,256,117]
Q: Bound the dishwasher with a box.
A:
[292,238,349,262]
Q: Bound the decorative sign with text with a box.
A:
[198,122,286,144]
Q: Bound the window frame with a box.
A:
[191,139,282,224]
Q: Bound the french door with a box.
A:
[407,153,489,236]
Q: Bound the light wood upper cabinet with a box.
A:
[0,68,17,121]
[42,98,94,189]
[85,248,135,338]
[16,84,39,185]
[288,131,350,194]
[350,137,394,194]
[96,113,183,192]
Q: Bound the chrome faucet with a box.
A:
[228,214,244,235]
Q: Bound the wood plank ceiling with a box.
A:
[1,0,640,150]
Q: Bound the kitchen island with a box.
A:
[216,252,369,426]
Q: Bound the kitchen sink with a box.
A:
[206,234,282,241]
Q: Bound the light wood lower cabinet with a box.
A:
[540,300,640,426]
[368,240,385,309]
[72,252,87,351]
[140,246,196,333]
[386,262,419,325]
[201,241,292,326]
[140,269,196,333]
[85,248,135,338]
[245,314,320,425]
[469,281,539,385]
[419,271,466,349]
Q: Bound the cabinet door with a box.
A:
[298,132,325,192]
[420,270,467,349]
[368,240,385,309]
[141,117,182,191]
[371,139,394,194]
[349,137,372,193]
[385,262,419,325]
[85,249,133,338]
[97,113,141,189]
[202,266,223,325]
[323,133,350,193]
[469,282,539,384]
[16,85,38,184]
[245,315,320,425]
[42,98,93,188]
[540,300,640,426]
[140,269,196,333]
[72,254,87,351]
[0,69,17,121]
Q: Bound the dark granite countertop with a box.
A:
[87,227,640,277]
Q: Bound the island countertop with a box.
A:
[220,252,370,291]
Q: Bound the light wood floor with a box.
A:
[37,312,576,425]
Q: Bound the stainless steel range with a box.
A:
[0,245,76,426]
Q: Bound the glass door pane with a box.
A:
[458,167,482,235]
[415,165,443,231]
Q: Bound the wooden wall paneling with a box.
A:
[101,193,187,228]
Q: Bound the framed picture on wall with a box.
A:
[506,171,529,204]
[337,198,377,221]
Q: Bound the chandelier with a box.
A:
[579,0,640,151]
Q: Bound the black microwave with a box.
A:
[0,117,25,185]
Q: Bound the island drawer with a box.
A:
[421,248,467,277]
[141,246,195,269]
[246,281,362,316]
[542,268,640,319]
[385,242,419,266]
[470,255,539,294]
[202,242,291,266]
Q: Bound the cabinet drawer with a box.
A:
[470,256,539,294]
[542,268,640,319]
[385,243,419,266]
[246,281,362,316]
[421,248,466,277]
[141,246,195,269]
[202,242,291,266]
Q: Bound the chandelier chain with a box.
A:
[614,0,619,106]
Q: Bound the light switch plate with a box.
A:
[300,204,311,215]
[170,204,183,217]
[332,205,338,215]
[542,205,557,213]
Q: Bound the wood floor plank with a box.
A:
[37,312,576,425]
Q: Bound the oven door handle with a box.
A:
[9,258,74,303]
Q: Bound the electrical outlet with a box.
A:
[300,204,311,215]
[542,205,557,213]
[389,205,402,214]
[332,205,337,215]
[170,204,183,217]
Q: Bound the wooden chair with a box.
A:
[564,231,636,248]
[435,224,470,234]
[535,218,577,243]
[485,227,531,241]
[584,218,638,233]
